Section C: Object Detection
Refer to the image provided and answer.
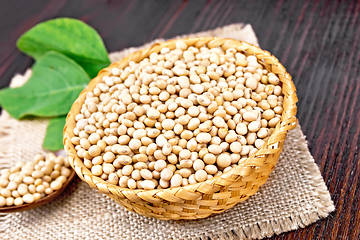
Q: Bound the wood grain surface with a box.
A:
[0,0,359,239]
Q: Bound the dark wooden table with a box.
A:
[0,0,359,239]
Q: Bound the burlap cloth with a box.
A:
[0,23,334,240]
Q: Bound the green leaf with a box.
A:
[0,51,90,119]
[43,115,67,151]
[17,18,110,78]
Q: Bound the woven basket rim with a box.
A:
[64,36,298,196]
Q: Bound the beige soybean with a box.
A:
[194,170,208,182]
[217,154,231,168]
[142,180,156,190]
[205,165,218,175]
[160,168,173,181]
[193,160,205,171]
[170,174,182,187]
[140,169,153,180]
[248,121,261,132]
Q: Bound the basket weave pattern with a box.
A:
[64,37,298,220]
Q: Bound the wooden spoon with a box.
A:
[0,169,75,213]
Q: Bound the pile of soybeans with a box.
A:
[71,40,284,190]
[0,153,72,207]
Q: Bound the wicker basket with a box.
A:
[63,37,298,220]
